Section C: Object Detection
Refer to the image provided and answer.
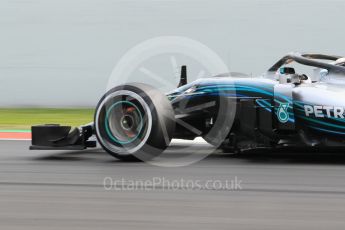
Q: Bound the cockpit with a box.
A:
[266,53,345,85]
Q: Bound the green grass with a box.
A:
[0,108,94,131]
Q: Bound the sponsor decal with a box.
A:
[277,103,290,123]
[304,105,345,119]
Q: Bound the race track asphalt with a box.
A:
[1,140,345,230]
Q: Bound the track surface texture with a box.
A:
[1,140,345,230]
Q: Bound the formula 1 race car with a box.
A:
[30,53,345,161]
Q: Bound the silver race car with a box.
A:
[30,53,345,161]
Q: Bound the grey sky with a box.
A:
[0,0,344,107]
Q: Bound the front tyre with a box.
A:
[94,83,175,161]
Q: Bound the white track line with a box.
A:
[0,139,31,141]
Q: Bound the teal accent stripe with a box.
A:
[196,84,293,103]
[298,115,345,130]
[309,126,345,135]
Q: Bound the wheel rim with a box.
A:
[105,101,143,144]
[95,90,153,155]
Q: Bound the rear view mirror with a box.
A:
[280,67,296,75]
